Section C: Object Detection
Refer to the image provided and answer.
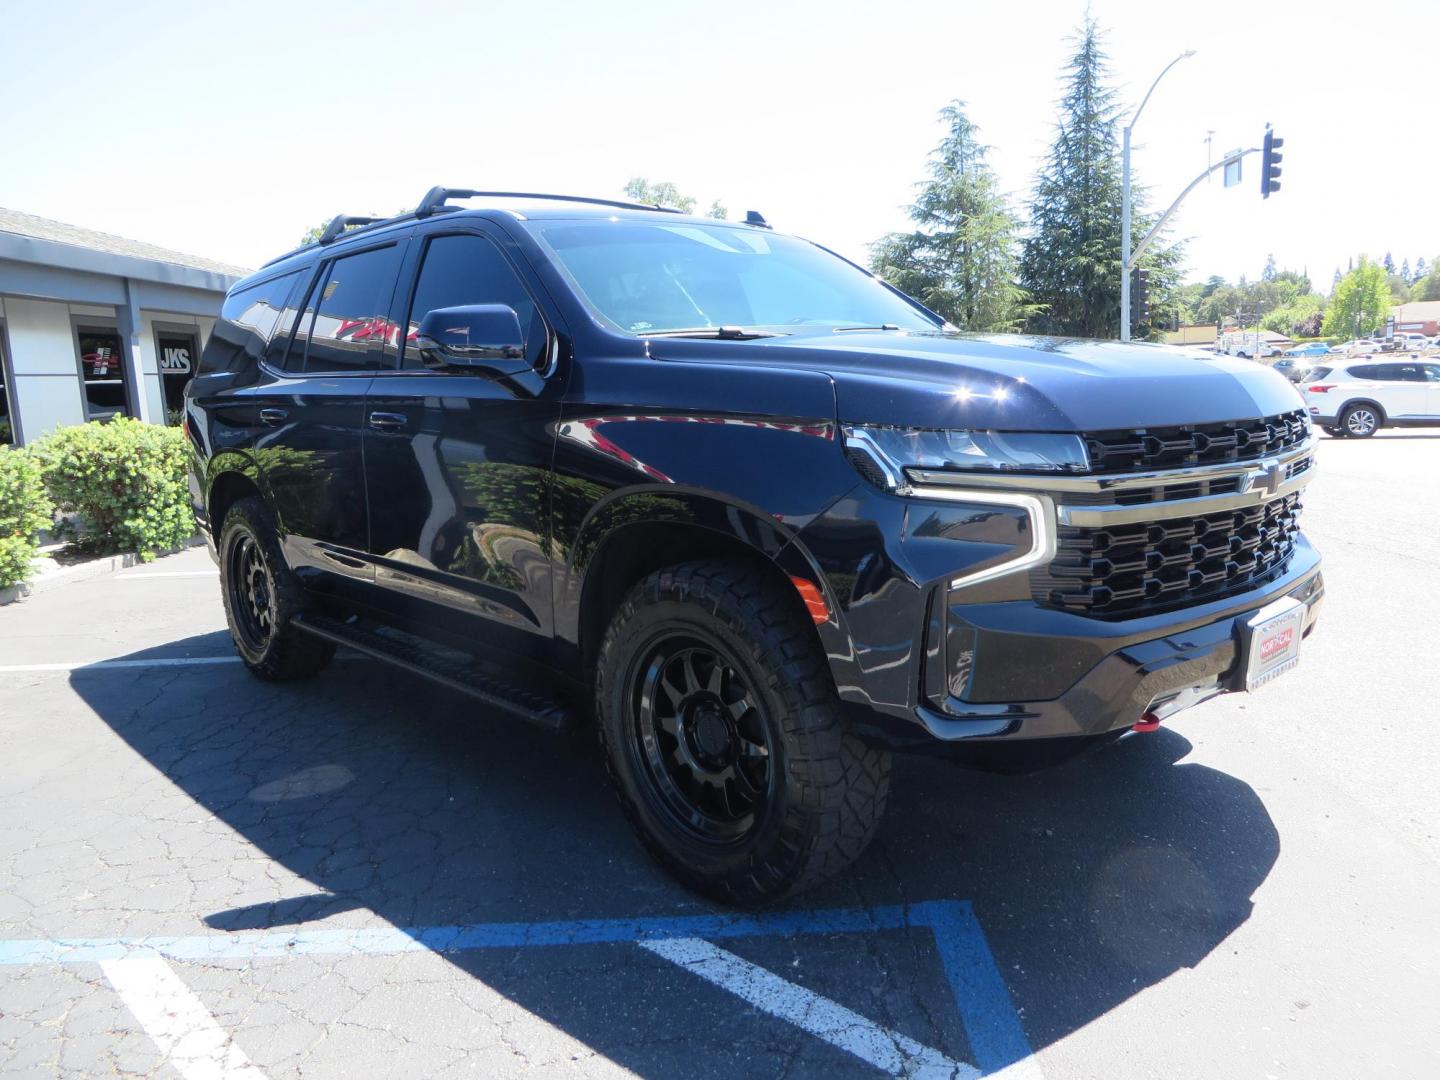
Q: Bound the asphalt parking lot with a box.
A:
[2,432,1438,1079]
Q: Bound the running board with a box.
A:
[293,614,578,733]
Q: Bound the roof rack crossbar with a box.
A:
[413,187,685,217]
[319,214,385,245]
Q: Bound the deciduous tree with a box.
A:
[1322,260,1392,338]
[623,179,727,218]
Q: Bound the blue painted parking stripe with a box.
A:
[0,901,1035,1076]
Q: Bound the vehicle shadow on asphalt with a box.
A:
[70,635,1279,1074]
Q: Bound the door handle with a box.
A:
[368,411,408,430]
[258,407,288,426]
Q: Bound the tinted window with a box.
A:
[77,326,130,420]
[1392,364,1426,382]
[1422,364,1440,383]
[1307,366,1331,380]
[198,271,301,375]
[1346,364,1378,379]
[293,245,403,373]
[400,233,546,370]
[157,328,199,420]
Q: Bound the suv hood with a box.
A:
[729,331,1305,431]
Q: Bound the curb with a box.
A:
[0,537,206,607]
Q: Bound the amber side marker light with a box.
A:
[790,576,831,624]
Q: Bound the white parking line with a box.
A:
[641,936,978,1079]
[113,571,218,580]
[100,956,268,1080]
[0,657,240,673]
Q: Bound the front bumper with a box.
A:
[790,441,1324,751]
[829,538,1323,749]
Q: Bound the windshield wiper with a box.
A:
[644,326,786,340]
[832,323,906,332]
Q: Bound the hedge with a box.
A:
[32,418,194,561]
[0,444,54,589]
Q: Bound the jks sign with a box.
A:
[158,338,193,375]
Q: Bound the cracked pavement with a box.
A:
[2,431,1439,1078]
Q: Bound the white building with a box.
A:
[0,208,247,446]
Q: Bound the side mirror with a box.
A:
[415,304,527,374]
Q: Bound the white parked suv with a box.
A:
[1302,360,1440,437]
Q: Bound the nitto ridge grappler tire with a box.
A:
[596,559,891,906]
[218,496,335,681]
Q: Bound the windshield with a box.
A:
[529,220,940,335]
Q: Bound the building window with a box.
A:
[76,325,131,421]
[0,331,12,444]
[154,325,199,424]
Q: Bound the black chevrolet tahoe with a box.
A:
[185,188,1324,905]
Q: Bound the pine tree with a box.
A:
[1417,257,1429,281]
[870,101,1029,331]
[1019,18,1181,339]
[1401,258,1412,282]
[1262,254,1277,281]
[1332,268,1342,288]
[1382,251,1395,275]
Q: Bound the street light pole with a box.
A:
[1120,49,1196,342]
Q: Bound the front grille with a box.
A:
[1083,409,1309,474]
[1035,493,1303,617]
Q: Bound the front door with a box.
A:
[1420,362,1440,419]
[361,227,565,659]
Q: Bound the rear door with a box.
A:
[250,237,409,592]
[360,224,566,659]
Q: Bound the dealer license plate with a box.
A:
[1242,597,1305,690]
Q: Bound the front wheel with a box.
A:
[596,560,890,906]
[1341,403,1380,438]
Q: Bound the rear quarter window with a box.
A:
[198,271,302,375]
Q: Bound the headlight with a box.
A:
[844,425,1089,490]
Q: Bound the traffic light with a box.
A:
[1261,128,1284,198]
[1132,268,1151,328]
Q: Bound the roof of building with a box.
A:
[1392,300,1440,319]
[0,207,251,279]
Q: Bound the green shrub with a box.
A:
[0,444,54,588]
[33,418,194,560]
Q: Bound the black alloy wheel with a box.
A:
[218,496,334,681]
[227,532,275,653]
[631,635,772,844]
[596,560,891,906]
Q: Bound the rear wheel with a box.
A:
[596,560,890,906]
[1341,403,1380,438]
[219,497,335,680]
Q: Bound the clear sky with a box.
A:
[3,0,1435,290]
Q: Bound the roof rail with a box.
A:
[319,214,385,244]
[413,186,685,218]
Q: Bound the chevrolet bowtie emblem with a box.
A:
[1239,459,1285,498]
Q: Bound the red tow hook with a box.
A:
[1132,711,1162,733]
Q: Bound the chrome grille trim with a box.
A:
[907,438,1314,494]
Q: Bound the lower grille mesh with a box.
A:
[1035,494,1303,617]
